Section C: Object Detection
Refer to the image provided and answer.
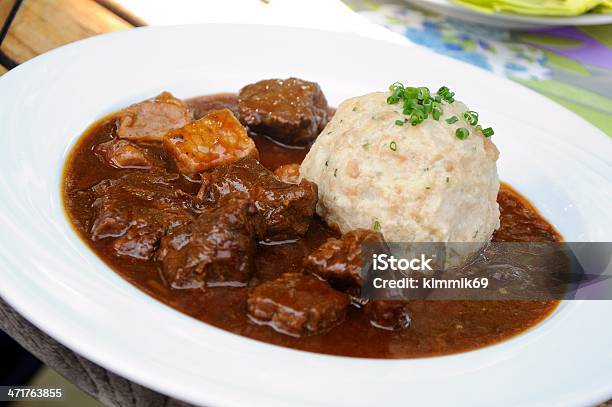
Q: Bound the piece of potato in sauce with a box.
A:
[163,108,258,175]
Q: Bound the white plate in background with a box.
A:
[405,0,612,29]
[0,24,611,407]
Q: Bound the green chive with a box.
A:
[404,87,418,99]
[417,87,430,101]
[373,220,381,232]
[390,141,397,151]
[334,169,338,177]
[408,99,420,110]
[389,82,404,92]
[386,82,486,130]
[456,127,470,140]
[387,95,400,104]
[432,107,442,120]
[463,111,479,126]
[437,86,455,103]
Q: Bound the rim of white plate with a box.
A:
[0,24,610,407]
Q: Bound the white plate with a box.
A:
[405,0,612,29]
[0,24,611,407]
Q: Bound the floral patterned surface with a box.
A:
[346,0,612,137]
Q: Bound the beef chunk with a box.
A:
[94,139,152,169]
[117,92,191,142]
[90,173,195,259]
[163,108,258,175]
[238,78,329,146]
[157,197,259,289]
[364,300,411,331]
[304,229,384,295]
[198,157,317,239]
[247,273,349,336]
[274,163,300,184]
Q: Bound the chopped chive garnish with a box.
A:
[456,127,470,140]
[405,87,418,99]
[334,168,338,177]
[482,127,494,137]
[387,95,400,104]
[446,115,458,124]
[362,143,369,149]
[325,160,328,167]
[437,86,455,103]
[390,141,397,151]
[446,177,450,183]
[417,87,430,100]
[385,82,494,138]
[387,82,404,104]
[463,111,479,126]
[432,107,442,120]
[373,220,381,232]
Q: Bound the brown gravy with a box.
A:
[62,93,561,358]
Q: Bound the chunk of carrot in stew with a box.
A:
[163,108,258,175]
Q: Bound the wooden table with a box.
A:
[0,0,141,69]
[0,1,610,406]
[0,3,189,404]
